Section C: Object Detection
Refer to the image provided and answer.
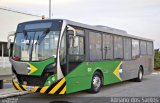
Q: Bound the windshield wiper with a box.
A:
[37,28,50,45]
[27,37,31,52]
[30,32,36,61]
[35,35,39,52]
[23,30,27,38]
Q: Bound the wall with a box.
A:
[0,8,40,78]
[0,8,41,42]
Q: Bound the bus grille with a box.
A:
[17,75,48,87]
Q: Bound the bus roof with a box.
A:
[18,19,153,42]
[64,19,153,42]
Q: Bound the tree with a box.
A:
[154,49,160,70]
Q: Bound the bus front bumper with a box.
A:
[12,78,66,94]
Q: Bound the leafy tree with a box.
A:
[154,49,160,70]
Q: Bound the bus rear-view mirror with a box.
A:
[7,31,16,49]
[67,25,76,36]
[7,39,11,49]
[67,30,74,35]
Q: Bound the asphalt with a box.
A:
[1,73,160,103]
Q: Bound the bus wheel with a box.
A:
[89,71,102,93]
[135,67,143,82]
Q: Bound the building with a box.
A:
[0,8,41,85]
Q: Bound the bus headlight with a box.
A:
[52,77,55,81]
[48,81,51,86]
[12,73,19,83]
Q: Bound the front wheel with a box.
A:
[135,67,143,82]
[88,71,102,93]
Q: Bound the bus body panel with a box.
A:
[122,56,153,81]
[65,61,122,93]
[65,56,153,93]
[10,57,55,76]
[11,56,153,94]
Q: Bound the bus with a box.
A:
[7,19,154,94]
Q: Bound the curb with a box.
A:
[0,91,28,99]
[152,72,160,75]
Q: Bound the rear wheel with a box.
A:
[135,67,143,82]
[89,71,102,93]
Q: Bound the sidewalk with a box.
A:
[0,88,28,99]
[152,71,160,75]
[0,82,28,99]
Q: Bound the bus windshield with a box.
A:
[13,30,60,61]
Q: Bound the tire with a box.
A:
[135,67,143,82]
[88,71,102,93]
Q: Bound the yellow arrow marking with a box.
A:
[27,63,38,75]
[113,62,122,81]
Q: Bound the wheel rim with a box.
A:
[93,75,101,90]
[139,70,143,80]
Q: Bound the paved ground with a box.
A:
[3,83,12,89]
[0,82,29,99]
[1,74,160,103]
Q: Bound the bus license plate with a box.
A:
[26,86,34,91]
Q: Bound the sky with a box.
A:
[0,0,160,49]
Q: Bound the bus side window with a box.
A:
[89,32,102,61]
[60,32,66,65]
[124,38,131,60]
[68,35,84,73]
[103,34,113,60]
[69,35,79,55]
[147,42,153,55]
[132,39,140,59]
[114,36,123,59]
[69,35,84,62]
[140,41,147,55]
